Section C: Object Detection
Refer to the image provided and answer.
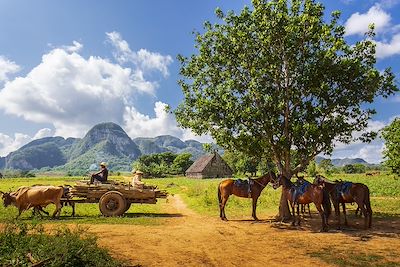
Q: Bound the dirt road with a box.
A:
[89,196,400,267]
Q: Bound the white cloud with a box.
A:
[122,101,212,142]
[379,0,400,8]
[106,31,173,77]
[0,128,53,157]
[344,4,391,36]
[0,56,20,82]
[0,33,174,138]
[375,33,400,58]
[33,128,53,139]
[331,118,397,163]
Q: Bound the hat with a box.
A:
[100,162,107,167]
[132,170,143,174]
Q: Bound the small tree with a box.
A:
[171,153,194,175]
[306,160,317,177]
[175,0,397,219]
[381,118,400,176]
[319,159,334,175]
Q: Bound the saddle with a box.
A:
[291,180,311,204]
[234,178,253,197]
[335,181,353,198]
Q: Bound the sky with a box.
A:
[0,0,399,163]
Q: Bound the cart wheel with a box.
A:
[99,191,127,216]
[124,202,132,212]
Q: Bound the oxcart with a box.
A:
[63,181,168,216]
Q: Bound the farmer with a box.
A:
[90,162,109,184]
[132,170,144,189]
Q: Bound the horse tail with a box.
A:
[217,183,222,205]
[322,187,332,219]
[365,186,372,226]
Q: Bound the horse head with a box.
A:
[1,192,12,207]
[313,174,325,186]
[272,174,284,189]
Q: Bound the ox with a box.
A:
[0,185,63,219]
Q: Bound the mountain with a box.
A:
[315,156,370,167]
[0,122,209,172]
[133,135,206,159]
[64,122,142,171]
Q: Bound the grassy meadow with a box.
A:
[0,173,399,223]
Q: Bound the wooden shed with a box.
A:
[185,152,233,179]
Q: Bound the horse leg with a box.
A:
[307,204,312,218]
[315,204,327,232]
[355,199,368,229]
[220,196,229,221]
[334,201,341,230]
[342,203,348,226]
[252,196,259,221]
[291,203,296,226]
[297,204,301,226]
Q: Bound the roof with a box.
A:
[185,154,215,173]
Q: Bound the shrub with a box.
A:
[0,221,124,267]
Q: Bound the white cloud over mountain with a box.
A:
[0,128,53,157]
[0,32,210,156]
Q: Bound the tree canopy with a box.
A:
[381,118,400,176]
[175,0,397,180]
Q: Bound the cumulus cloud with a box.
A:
[0,56,20,82]
[375,33,400,58]
[123,101,213,142]
[0,128,53,157]
[106,31,173,77]
[344,4,391,36]
[0,32,174,138]
[331,118,397,163]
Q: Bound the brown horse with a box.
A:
[273,175,331,232]
[314,175,372,229]
[218,172,277,221]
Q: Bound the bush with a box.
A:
[0,221,124,267]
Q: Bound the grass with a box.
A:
[308,247,399,267]
[0,173,399,223]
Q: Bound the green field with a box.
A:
[0,173,399,224]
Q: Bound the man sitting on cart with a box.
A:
[90,162,108,184]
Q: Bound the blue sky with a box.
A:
[0,0,399,163]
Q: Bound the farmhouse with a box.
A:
[185,152,233,178]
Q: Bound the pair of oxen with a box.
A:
[218,172,372,232]
[0,185,73,218]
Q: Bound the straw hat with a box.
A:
[132,170,143,174]
[100,162,107,167]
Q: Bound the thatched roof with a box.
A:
[185,154,215,173]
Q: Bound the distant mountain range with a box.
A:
[315,156,370,167]
[0,122,373,172]
[0,122,207,171]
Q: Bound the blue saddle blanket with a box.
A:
[336,182,353,198]
[291,181,311,203]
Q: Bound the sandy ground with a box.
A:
[86,196,400,267]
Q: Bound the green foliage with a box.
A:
[381,118,400,176]
[175,0,398,178]
[319,159,334,175]
[132,152,193,177]
[0,221,123,266]
[343,164,366,174]
[222,150,274,175]
[307,160,317,177]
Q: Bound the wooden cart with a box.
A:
[65,181,168,216]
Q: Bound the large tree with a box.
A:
[381,118,400,176]
[175,0,397,219]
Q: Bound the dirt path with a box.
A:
[89,195,400,266]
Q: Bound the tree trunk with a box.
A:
[278,189,292,222]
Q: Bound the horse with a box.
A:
[273,175,331,232]
[314,175,372,229]
[218,172,277,221]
